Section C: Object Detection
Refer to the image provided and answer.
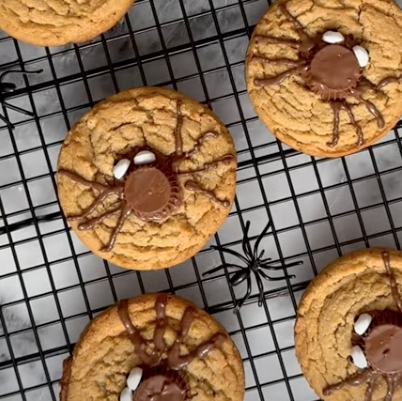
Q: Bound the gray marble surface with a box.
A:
[1,0,402,400]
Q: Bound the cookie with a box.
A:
[57,87,236,270]
[60,293,245,401]
[295,248,402,401]
[0,0,135,47]
[245,0,402,157]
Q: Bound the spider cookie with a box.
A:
[0,0,135,47]
[60,293,245,401]
[57,87,236,270]
[295,248,402,401]
[246,0,402,157]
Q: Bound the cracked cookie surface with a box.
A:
[57,87,236,270]
[60,293,245,401]
[295,248,402,401]
[246,0,402,157]
[0,0,135,46]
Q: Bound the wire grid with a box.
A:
[1,0,402,400]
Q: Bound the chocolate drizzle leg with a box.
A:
[378,75,402,90]
[249,1,402,149]
[118,295,227,401]
[174,100,184,156]
[254,63,308,87]
[323,369,373,396]
[184,131,219,158]
[323,251,402,401]
[278,3,317,55]
[100,203,132,253]
[184,181,231,208]
[328,102,364,147]
[382,251,402,312]
[177,154,234,176]
[350,89,385,128]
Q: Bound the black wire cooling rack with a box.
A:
[1,0,402,400]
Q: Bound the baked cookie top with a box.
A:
[295,248,402,401]
[57,87,236,270]
[60,294,245,401]
[0,0,135,46]
[246,0,402,157]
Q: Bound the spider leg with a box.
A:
[377,75,402,90]
[68,187,123,222]
[260,261,303,270]
[0,69,43,83]
[242,221,253,260]
[254,63,308,87]
[176,154,234,176]
[259,270,295,281]
[2,101,34,117]
[252,56,305,67]
[174,99,183,157]
[350,89,384,128]
[382,251,402,313]
[210,245,249,265]
[100,203,132,253]
[323,369,374,397]
[384,374,399,401]
[254,35,300,48]
[0,112,14,129]
[365,373,380,401]
[253,219,272,260]
[203,263,244,276]
[328,102,363,148]
[77,207,121,230]
[255,273,265,306]
[234,276,252,312]
[185,180,230,208]
[58,169,114,193]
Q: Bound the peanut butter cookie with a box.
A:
[246,0,402,157]
[295,248,402,401]
[57,87,236,270]
[60,293,245,401]
[0,0,135,47]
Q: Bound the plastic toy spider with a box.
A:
[204,220,301,311]
[0,62,42,129]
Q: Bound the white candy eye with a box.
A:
[354,313,372,336]
[352,45,369,68]
[322,31,345,44]
[120,387,132,401]
[127,367,143,391]
[134,150,156,165]
[350,345,368,369]
[113,159,131,180]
